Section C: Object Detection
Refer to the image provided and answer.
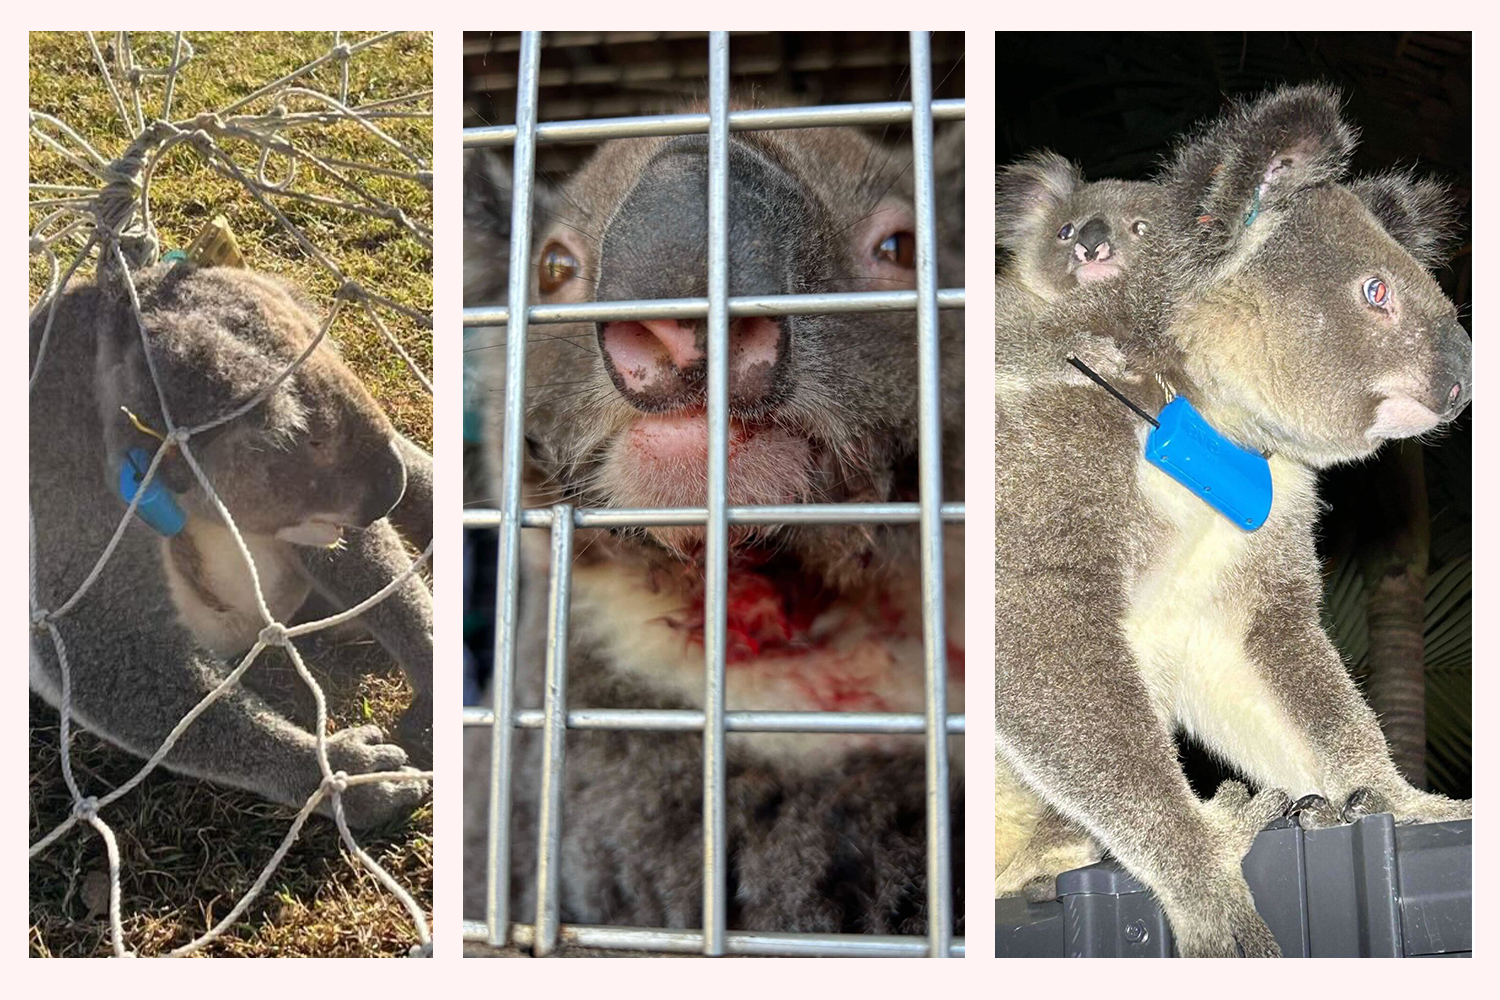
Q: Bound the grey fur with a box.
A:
[995,84,1471,956]
[995,153,1163,394]
[30,264,433,826]
[464,108,965,936]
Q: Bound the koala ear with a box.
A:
[1350,170,1462,270]
[996,151,1084,248]
[1176,83,1357,230]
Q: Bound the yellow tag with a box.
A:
[184,215,246,269]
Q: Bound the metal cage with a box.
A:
[461,30,965,957]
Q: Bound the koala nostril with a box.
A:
[601,319,703,394]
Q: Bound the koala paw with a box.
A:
[322,724,430,828]
[1205,780,1292,851]
[1060,336,1127,386]
[1354,786,1472,826]
[1170,885,1282,958]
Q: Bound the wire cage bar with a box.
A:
[466,29,964,957]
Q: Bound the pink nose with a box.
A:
[600,317,784,411]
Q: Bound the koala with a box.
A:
[995,153,1163,397]
[464,106,966,940]
[30,264,434,828]
[994,84,1471,957]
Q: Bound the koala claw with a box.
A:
[1341,786,1384,823]
[322,725,430,828]
[1284,793,1343,829]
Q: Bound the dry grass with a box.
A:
[28,31,433,957]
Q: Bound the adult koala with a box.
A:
[30,264,433,827]
[995,84,1470,957]
[464,106,965,939]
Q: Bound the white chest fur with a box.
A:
[162,520,312,655]
[1122,451,1321,793]
[569,530,965,770]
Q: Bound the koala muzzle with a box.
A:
[1074,217,1113,261]
[353,437,407,527]
[595,135,808,414]
[1435,319,1472,418]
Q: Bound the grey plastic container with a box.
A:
[995,814,1471,957]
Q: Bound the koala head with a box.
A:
[97,265,407,545]
[1159,84,1470,467]
[491,106,964,591]
[996,151,1160,299]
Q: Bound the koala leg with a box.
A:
[995,804,1099,902]
[31,626,426,828]
[296,520,433,763]
[390,434,433,553]
[998,578,1289,956]
[1194,605,1470,828]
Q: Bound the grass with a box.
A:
[28,31,433,957]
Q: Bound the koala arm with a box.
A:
[32,618,424,828]
[295,519,433,753]
[1222,568,1470,826]
[390,434,433,553]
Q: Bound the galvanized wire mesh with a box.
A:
[463,30,964,957]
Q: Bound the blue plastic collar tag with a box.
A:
[1144,397,1272,531]
[118,446,186,536]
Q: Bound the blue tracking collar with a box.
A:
[1064,357,1272,532]
[118,447,186,536]
[1145,397,1272,531]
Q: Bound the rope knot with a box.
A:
[257,622,289,647]
[31,608,50,631]
[29,235,46,255]
[167,427,191,446]
[73,796,100,822]
[336,280,364,301]
[323,771,350,796]
[332,43,352,61]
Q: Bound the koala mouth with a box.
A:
[1366,395,1442,444]
[600,408,815,555]
[1072,259,1123,284]
[275,518,346,548]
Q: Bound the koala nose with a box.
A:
[1074,217,1113,261]
[599,316,785,412]
[356,437,407,526]
[594,134,810,414]
[1435,319,1472,417]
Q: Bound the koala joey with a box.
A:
[995,85,1471,957]
[464,106,965,937]
[30,264,434,828]
[995,152,1162,398]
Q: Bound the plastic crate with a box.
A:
[995,814,1471,957]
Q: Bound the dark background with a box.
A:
[996,32,1472,798]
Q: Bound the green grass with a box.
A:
[29,31,432,958]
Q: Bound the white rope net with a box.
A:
[28,31,433,957]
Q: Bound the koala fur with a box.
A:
[30,264,433,827]
[995,152,1163,396]
[995,84,1471,957]
[463,104,965,938]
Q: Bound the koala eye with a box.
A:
[538,243,580,293]
[1057,223,1075,241]
[1363,276,1391,309]
[874,231,916,269]
[1131,220,1148,237]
